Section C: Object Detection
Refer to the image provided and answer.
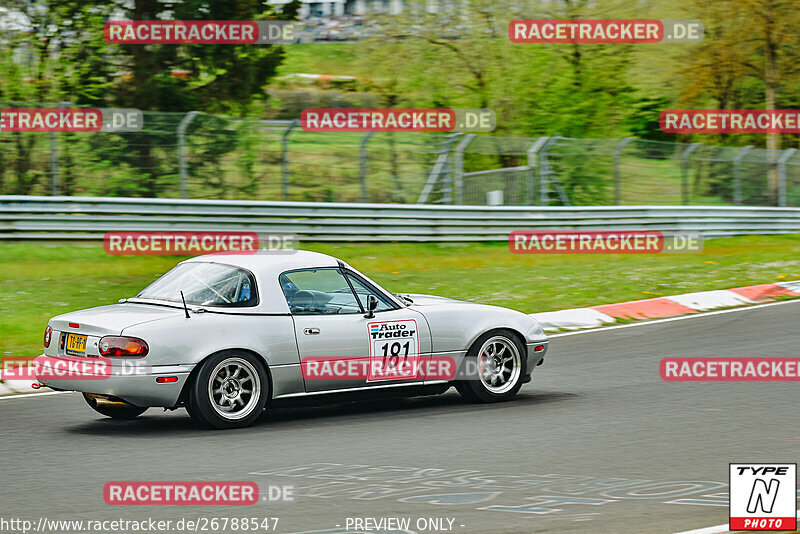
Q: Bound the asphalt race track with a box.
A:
[1,300,798,534]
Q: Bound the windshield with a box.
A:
[135,262,257,307]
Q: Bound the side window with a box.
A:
[280,269,362,315]
[345,274,393,312]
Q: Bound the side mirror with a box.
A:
[364,295,379,318]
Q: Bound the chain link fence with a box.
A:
[2,103,800,207]
[0,103,447,203]
[451,135,800,207]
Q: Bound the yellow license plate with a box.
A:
[65,333,87,356]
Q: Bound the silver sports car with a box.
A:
[37,251,549,429]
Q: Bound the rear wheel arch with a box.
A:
[179,348,273,407]
[187,349,272,429]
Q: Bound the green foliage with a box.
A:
[5,0,800,204]
[0,0,289,195]
[627,97,676,142]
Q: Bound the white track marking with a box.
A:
[672,524,731,534]
[0,390,72,401]
[549,298,800,339]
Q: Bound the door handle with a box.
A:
[303,328,320,335]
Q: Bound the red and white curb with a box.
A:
[531,281,800,331]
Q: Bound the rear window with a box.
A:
[136,262,258,307]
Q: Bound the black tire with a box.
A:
[454,330,527,403]
[188,351,269,429]
[184,398,202,422]
[83,393,148,419]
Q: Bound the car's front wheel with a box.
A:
[454,331,527,403]
[83,393,148,419]
[188,351,269,429]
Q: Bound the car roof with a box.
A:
[182,249,341,277]
[180,250,344,313]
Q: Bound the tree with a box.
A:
[0,0,291,196]
[677,0,800,204]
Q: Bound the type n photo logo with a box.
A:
[730,463,797,531]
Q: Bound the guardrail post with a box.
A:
[777,148,795,207]
[453,133,475,205]
[526,137,549,206]
[681,142,700,205]
[440,135,459,205]
[177,111,200,198]
[733,145,752,206]
[50,101,70,195]
[50,126,58,195]
[281,120,299,201]
[613,137,634,205]
[417,134,461,204]
[538,137,563,206]
[359,132,374,203]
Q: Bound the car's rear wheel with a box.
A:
[455,331,526,403]
[83,393,148,419]
[184,398,199,420]
[188,351,269,429]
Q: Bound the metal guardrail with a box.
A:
[3,196,800,242]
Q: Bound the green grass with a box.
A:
[276,43,360,77]
[2,235,799,358]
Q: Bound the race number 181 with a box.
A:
[367,319,419,381]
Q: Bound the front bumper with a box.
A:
[36,355,193,408]
[525,340,548,372]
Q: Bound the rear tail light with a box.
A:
[43,325,53,348]
[99,336,149,357]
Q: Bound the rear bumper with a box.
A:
[36,356,193,408]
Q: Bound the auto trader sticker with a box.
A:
[367,319,419,382]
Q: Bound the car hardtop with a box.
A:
[181,249,342,281]
[176,250,400,314]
